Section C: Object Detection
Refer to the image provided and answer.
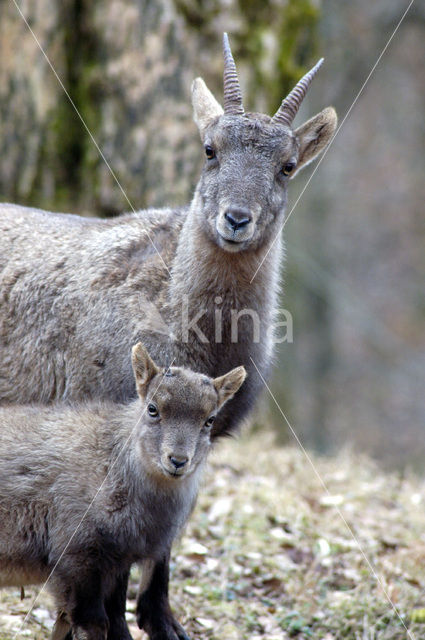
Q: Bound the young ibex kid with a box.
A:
[0,343,246,640]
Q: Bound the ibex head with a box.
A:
[192,33,337,253]
[131,343,246,478]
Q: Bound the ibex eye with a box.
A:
[205,145,216,160]
[204,416,215,428]
[282,162,295,176]
[147,403,159,417]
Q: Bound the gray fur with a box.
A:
[0,343,246,639]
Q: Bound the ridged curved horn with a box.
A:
[273,58,324,127]
[223,33,244,116]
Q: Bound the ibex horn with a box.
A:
[223,33,244,116]
[273,58,324,127]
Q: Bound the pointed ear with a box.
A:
[192,77,224,138]
[213,366,247,409]
[131,342,160,399]
[292,106,337,176]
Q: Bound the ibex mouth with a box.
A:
[162,465,187,479]
[216,217,253,251]
[218,234,249,252]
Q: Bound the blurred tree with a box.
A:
[274,0,425,467]
[0,0,321,214]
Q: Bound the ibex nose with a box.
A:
[169,455,188,470]
[224,208,252,232]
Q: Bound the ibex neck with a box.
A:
[170,199,282,304]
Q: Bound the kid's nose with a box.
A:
[169,455,188,469]
[224,207,252,231]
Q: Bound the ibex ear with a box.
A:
[131,342,160,399]
[213,366,247,409]
[292,107,337,177]
[192,77,224,137]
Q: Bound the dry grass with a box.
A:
[1,432,424,639]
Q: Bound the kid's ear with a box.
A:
[192,77,224,138]
[213,366,247,409]
[131,342,160,398]
[292,106,337,176]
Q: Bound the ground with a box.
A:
[1,432,424,640]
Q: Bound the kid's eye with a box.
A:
[205,145,216,160]
[204,416,215,428]
[147,403,159,417]
[282,162,296,176]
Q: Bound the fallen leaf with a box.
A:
[320,494,344,507]
[196,616,215,629]
[182,541,208,556]
[184,585,202,595]
[411,608,425,623]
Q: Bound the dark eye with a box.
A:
[282,162,296,176]
[204,416,215,428]
[147,403,159,417]
[205,145,216,160]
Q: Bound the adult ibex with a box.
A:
[0,34,337,640]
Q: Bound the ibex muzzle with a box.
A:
[224,208,251,232]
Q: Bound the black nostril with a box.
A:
[224,208,252,231]
[169,455,188,469]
